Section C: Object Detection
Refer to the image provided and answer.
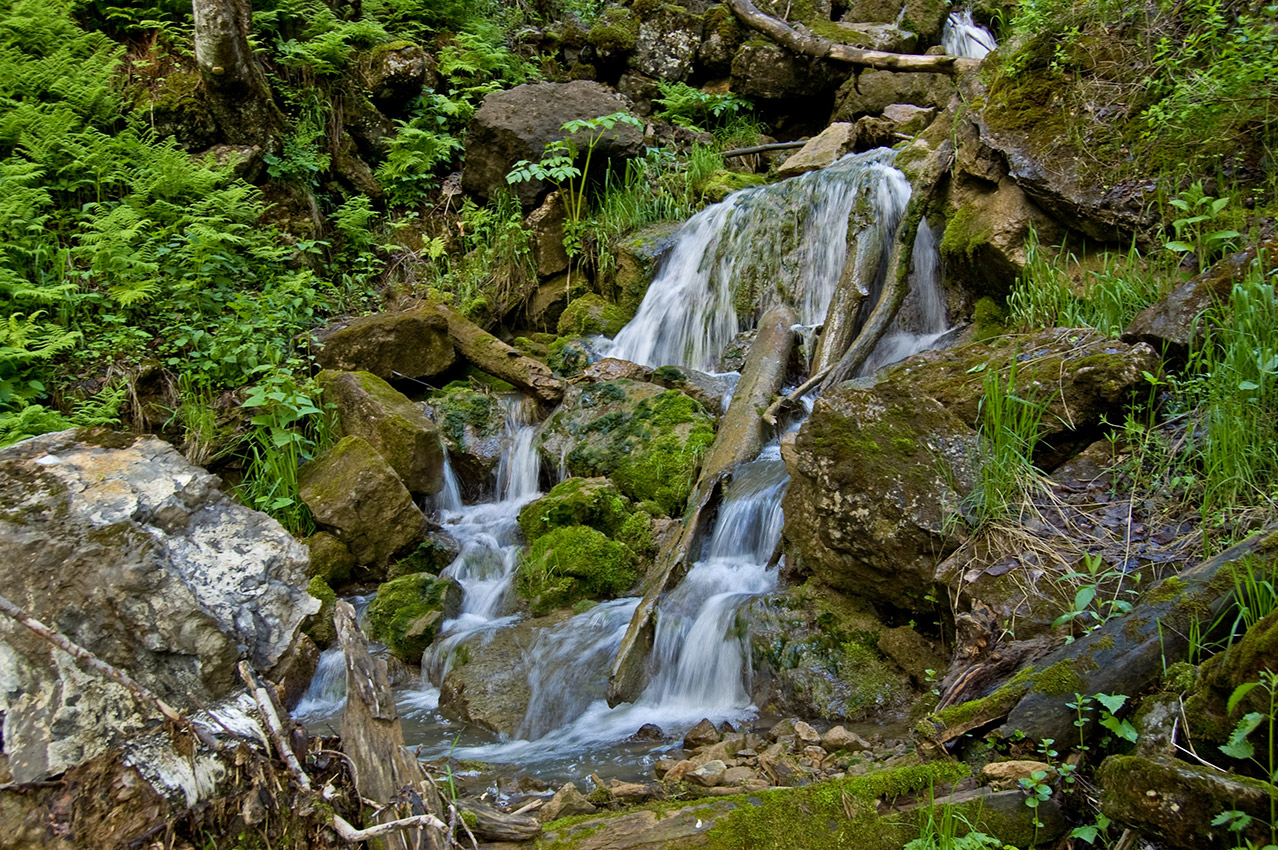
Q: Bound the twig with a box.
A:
[330,813,448,843]
[0,592,222,752]
[762,367,830,427]
[239,662,311,792]
[721,139,807,158]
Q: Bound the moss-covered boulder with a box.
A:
[1183,608,1278,757]
[304,530,356,586]
[699,169,769,203]
[557,293,629,337]
[366,572,464,663]
[387,532,461,580]
[422,384,506,499]
[782,376,978,611]
[298,435,426,568]
[547,336,592,377]
[516,525,640,616]
[317,370,444,495]
[302,576,338,647]
[312,304,456,380]
[745,583,917,721]
[632,1,702,81]
[518,477,633,544]
[537,379,717,516]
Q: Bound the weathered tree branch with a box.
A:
[239,661,311,792]
[726,0,976,73]
[723,140,808,158]
[332,813,449,844]
[432,304,564,405]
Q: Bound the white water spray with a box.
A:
[942,10,997,59]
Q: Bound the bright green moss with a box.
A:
[940,204,992,259]
[557,293,629,337]
[516,525,640,616]
[366,573,459,663]
[518,477,633,543]
[304,576,338,647]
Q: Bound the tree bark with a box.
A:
[608,305,796,705]
[192,0,285,151]
[433,304,564,405]
[726,0,977,73]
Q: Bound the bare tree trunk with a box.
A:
[433,304,564,405]
[726,0,977,73]
[192,0,285,151]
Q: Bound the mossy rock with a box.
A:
[423,385,506,497]
[388,533,461,579]
[303,576,338,647]
[586,6,639,53]
[518,477,633,544]
[304,531,356,586]
[538,379,717,516]
[516,525,639,616]
[611,221,680,320]
[971,296,1009,342]
[366,573,464,663]
[547,336,591,377]
[698,170,769,204]
[557,293,629,337]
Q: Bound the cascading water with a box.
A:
[942,10,997,59]
[607,148,909,371]
[859,219,951,373]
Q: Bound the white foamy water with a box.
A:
[608,149,909,371]
[942,10,997,59]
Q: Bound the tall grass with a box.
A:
[965,353,1050,529]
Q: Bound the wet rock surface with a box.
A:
[0,430,315,782]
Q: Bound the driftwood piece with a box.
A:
[996,525,1278,745]
[336,600,446,850]
[456,801,542,842]
[0,592,222,752]
[811,208,886,375]
[722,140,807,158]
[238,662,310,791]
[433,304,563,404]
[727,0,976,73]
[608,305,796,705]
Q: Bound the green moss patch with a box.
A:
[557,294,629,337]
[518,477,633,544]
[367,572,462,663]
[516,525,639,616]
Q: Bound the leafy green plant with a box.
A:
[1164,182,1241,271]
[653,81,753,132]
[1215,670,1278,848]
[1053,553,1138,642]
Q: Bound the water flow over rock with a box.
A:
[942,10,997,59]
[608,149,907,371]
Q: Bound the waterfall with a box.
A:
[436,445,464,514]
[942,10,997,59]
[860,219,951,373]
[292,594,375,725]
[608,149,908,371]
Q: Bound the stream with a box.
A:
[295,142,953,792]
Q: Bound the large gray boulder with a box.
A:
[632,3,703,81]
[463,81,643,209]
[0,430,315,783]
[730,43,840,100]
[313,304,456,380]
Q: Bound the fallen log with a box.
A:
[432,304,563,405]
[608,305,796,705]
[336,600,448,850]
[456,801,542,842]
[722,139,807,158]
[727,0,977,73]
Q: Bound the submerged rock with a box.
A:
[0,430,315,783]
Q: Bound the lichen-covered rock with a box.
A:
[537,379,717,516]
[831,70,955,121]
[1098,755,1278,850]
[697,4,745,76]
[298,435,426,567]
[730,43,840,100]
[781,376,978,610]
[777,123,857,178]
[313,304,456,380]
[422,385,507,500]
[581,357,654,384]
[317,370,444,495]
[518,477,633,544]
[516,525,639,615]
[366,572,464,663]
[0,430,315,783]
[745,583,914,720]
[842,0,950,42]
[463,81,643,209]
[632,2,703,81]
[557,293,629,337]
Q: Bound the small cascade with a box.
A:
[608,149,907,371]
[860,219,952,373]
[942,10,997,59]
[292,594,375,724]
[425,394,543,682]
[436,444,464,514]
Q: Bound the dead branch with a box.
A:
[0,592,222,752]
[727,0,975,73]
[331,813,449,843]
[239,661,311,792]
[722,139,807,158]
